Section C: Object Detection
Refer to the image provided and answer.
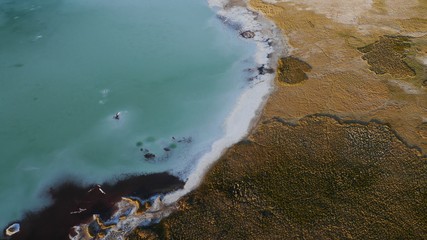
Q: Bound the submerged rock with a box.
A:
[5,223,20,236]
[257,65,275,75]
[177,137,192,143]
[144,153,156,159]
[240,30,255,39]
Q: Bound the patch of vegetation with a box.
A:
[131,115,427,240]
[358,35,416,77]
[276,56,312,84]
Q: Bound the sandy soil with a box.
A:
[250,0,427,153]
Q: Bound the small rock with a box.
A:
[113,112,120,120]
[144,153,155,159]
[240,30,255,39]
[257,65,274,75]
[5,223,20,236]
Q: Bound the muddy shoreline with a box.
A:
[2,173,184,240]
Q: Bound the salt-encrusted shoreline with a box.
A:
[69,0,288,238]
[3,173,184,240]
[164,0,286,204]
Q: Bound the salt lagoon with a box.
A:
[0,0,281,237]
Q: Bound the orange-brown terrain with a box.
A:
[251,0,427,153]
[129,0,427,239]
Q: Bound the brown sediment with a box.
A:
[127,229,159,240]
[418,123,427,139]
[358,35,415,77]
[139,116,427,239]
[248,0,427,153]
[277,56,312,84]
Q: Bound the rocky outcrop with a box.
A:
[240,30,255,39]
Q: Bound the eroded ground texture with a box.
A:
[134,116,427,239]
[251,0,427,153]
[128,0,427,239]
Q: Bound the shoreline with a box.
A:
[2,0,278,234]
[146,114,427,239]
[2,0,287,238]
[6,0,426,238]
[3,0,284,239]
[164,0,286,204]
[69,0,287,238]
[3,173,184,240]
[55,0,286,238]
[137,0,427,239]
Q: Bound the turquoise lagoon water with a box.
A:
[0,0,255,227]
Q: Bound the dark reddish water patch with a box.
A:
[2,172,184,240]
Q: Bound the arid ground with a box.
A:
[128,0,427,239]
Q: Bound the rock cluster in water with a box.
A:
[2,173,184,240]
[70,196,177,240]
[5,223,20,237]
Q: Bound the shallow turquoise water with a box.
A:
[0,0,254,227]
